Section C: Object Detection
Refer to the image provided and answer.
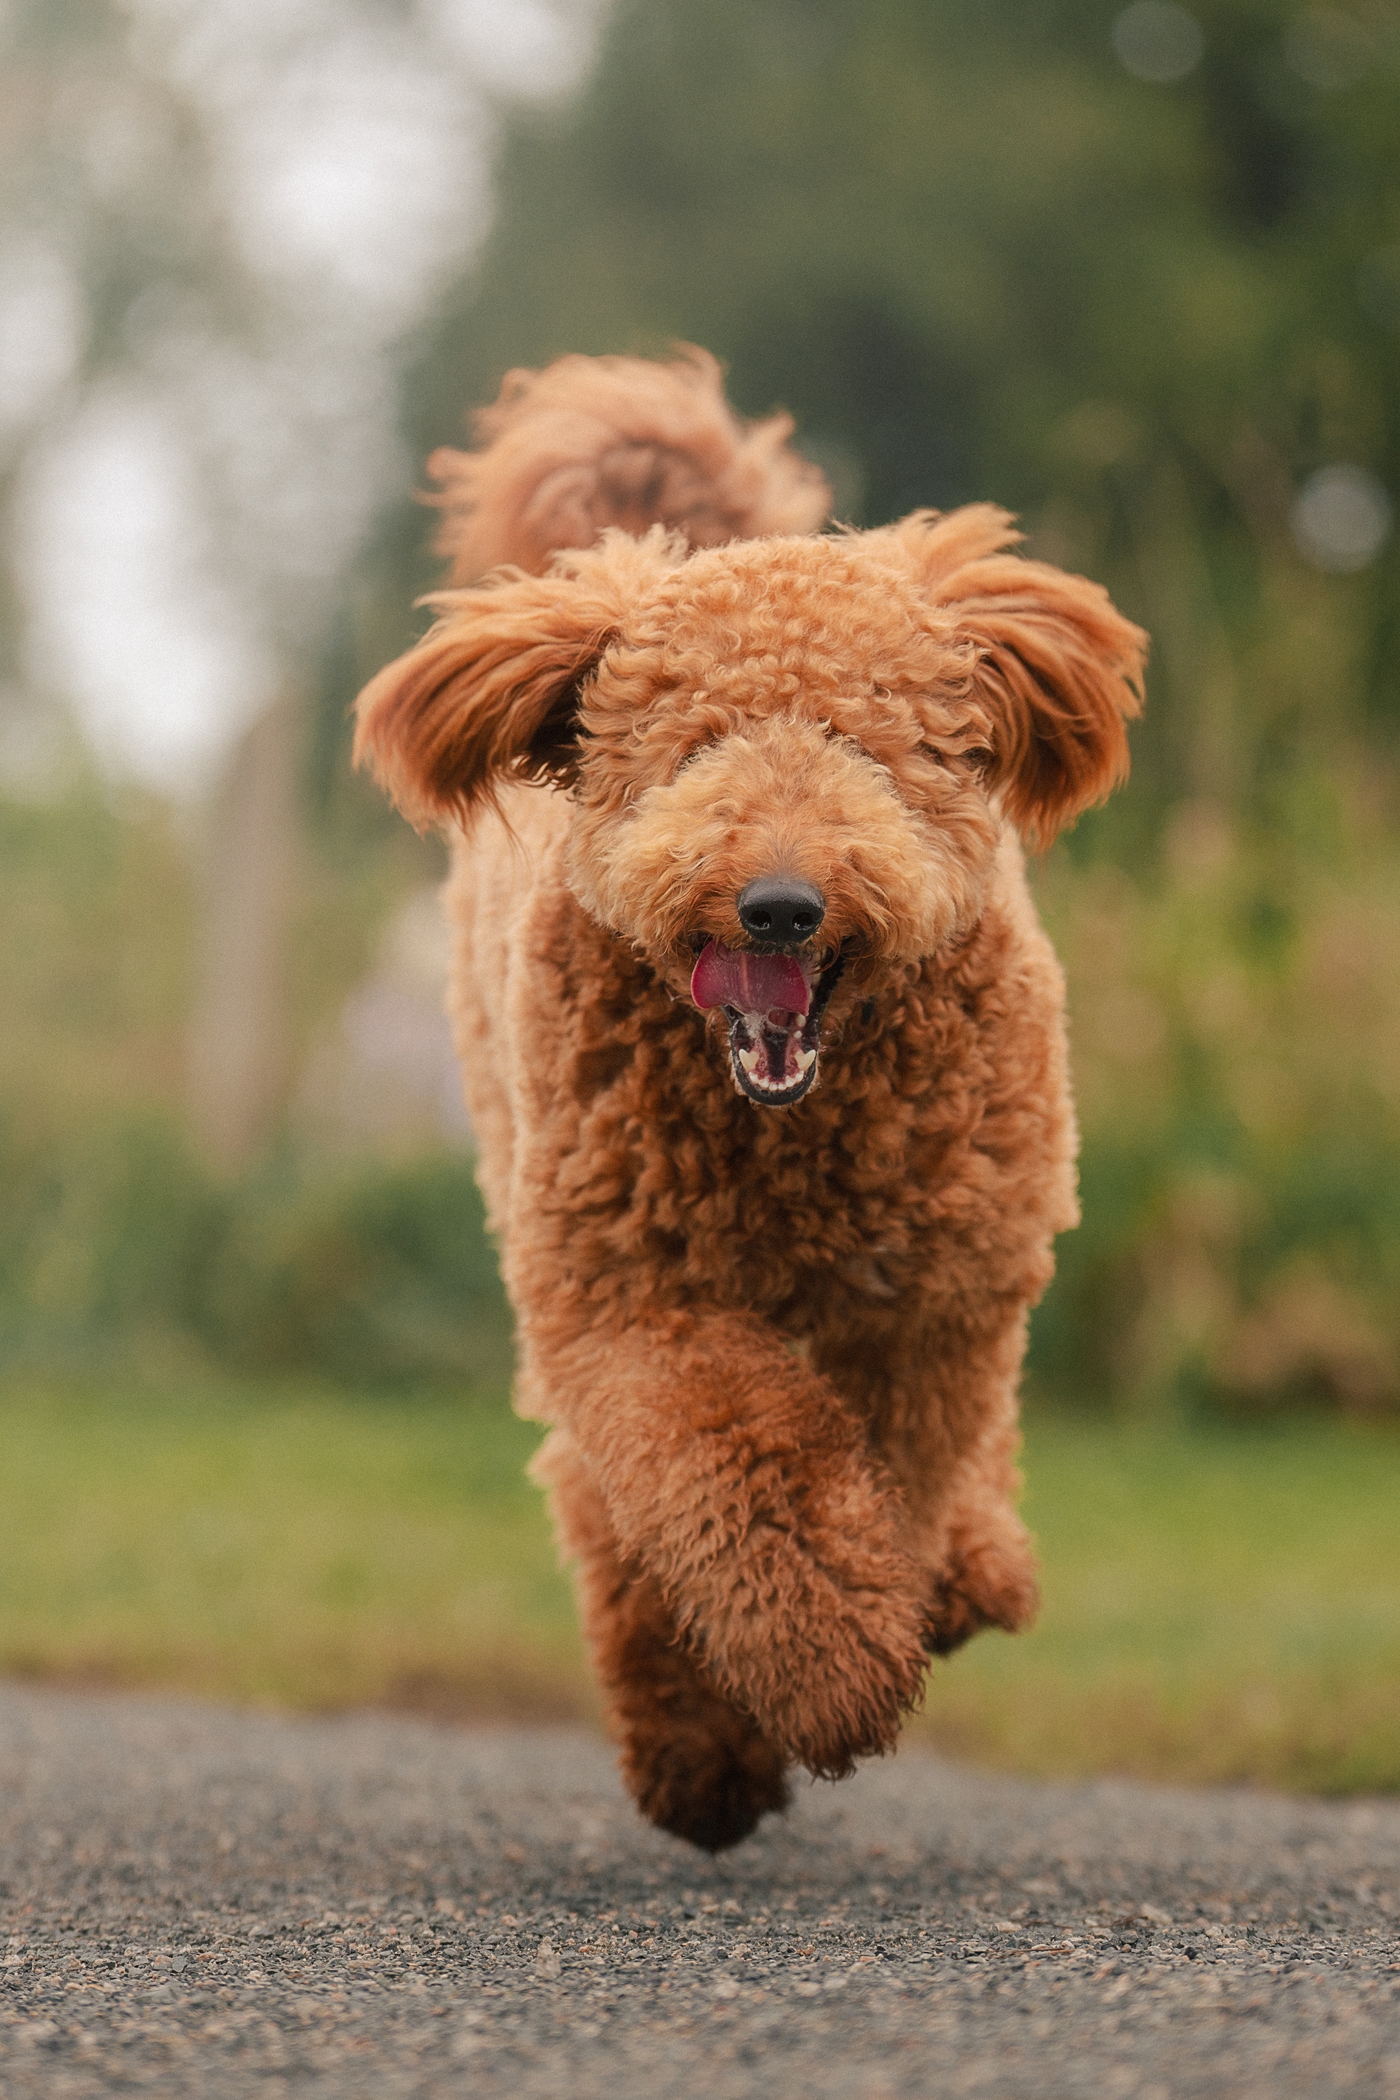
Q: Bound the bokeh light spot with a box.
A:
[1283,10,1373,91]
[1112,2,1204,83]
[1291,464,1392,574]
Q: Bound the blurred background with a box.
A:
[1,0,1397,1789]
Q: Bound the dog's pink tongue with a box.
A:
[690,939,810,1016]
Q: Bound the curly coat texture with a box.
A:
[355,349,1147,1851]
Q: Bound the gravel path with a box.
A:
[0,1683,1397,2099]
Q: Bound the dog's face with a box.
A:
[565,536,1003,1105]
[356,507,1144,1107]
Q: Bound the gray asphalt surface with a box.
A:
[0,1684,1397,2099]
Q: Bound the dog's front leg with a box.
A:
[518,1306,928,1778]
[813,1314,1041,1657]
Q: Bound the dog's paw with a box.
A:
[726,1585,929,1780]
[617,1654,793,1856]
[621,1698,790,1852]
[653,1443,929,1782]
[922,1532,1040,1657]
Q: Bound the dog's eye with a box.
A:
[917,741,994,776]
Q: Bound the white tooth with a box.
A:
[795,1048,815,1072]
[738,1047,761,1076]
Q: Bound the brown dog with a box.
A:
[355,348,1145,1851]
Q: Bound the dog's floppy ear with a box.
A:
[354,530,673,828]
[878,506,1147,844]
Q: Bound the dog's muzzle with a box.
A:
[690,939,845,1106]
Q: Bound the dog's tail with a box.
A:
[424,346,831,583]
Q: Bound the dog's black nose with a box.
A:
[736,876,826,946]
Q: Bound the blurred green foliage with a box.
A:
[0,1104,511,1391]
[1029,808,1400,1412]
[195,1152,512,1390]
[0,774,508,1388]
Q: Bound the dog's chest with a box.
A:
[527,914,1012,1321]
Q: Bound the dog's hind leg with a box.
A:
[532,1429,790,1852]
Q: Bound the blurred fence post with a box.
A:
[187,696,300,1168]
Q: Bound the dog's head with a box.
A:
[355,505,1144,1107]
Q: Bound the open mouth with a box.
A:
[690,940,845,1106]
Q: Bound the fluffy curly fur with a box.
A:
[355,348,1147,1852]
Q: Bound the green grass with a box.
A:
[920,1412,1400,1793]
[1,1383,1397,1792]
[0,1383,581,1719]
